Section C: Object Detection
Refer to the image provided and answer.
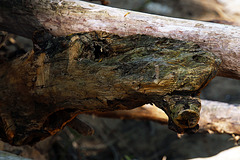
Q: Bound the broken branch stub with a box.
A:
[0,31,220,145]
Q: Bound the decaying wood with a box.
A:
[0,0,239,79]
[0,0,239,146]
[0,31,220,145]
[93,100,240,135]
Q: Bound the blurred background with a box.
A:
[0,0,240,159]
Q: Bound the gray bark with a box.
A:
[0,0,239,79]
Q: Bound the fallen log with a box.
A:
[92,100,240,135]
[0,0,239,79]
[0,0,238,146]
[199,100,240,134]
[0,31,220,145]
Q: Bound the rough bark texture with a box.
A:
[0,31,220,145]
[0,0,239,79]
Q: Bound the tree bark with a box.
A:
[0,0,239,79]
[0,31,220,145]
[0,0,239,146]
[199,100,240,134]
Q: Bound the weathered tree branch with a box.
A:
[0,0,239,79]
[199,100,240,134]
[0,31,220,145]
[91,104,169,125]
[92,100,240,135]
[0,0,239,146]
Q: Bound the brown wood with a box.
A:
[0,31,220,145]
[92,104,169,125]
[0,0,239,146]
[93,100,240,135]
